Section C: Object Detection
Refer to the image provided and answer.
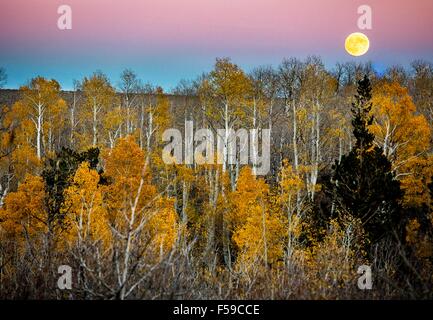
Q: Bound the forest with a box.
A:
[0,57,432,299]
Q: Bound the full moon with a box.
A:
[345,32,370,56]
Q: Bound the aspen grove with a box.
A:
[0,57,432,299]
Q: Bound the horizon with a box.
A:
[0,57,417,91]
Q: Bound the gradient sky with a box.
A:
[1,0,432,90]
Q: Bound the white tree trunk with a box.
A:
[252,98,257,175]
[92,104,98,147]
[36,103,43,159]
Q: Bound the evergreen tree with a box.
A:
[429,177,433,216]
[331,76,402,242]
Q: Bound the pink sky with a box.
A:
[1,0,432,89]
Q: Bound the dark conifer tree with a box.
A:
[428,177,433,227]
[331,75,402,242]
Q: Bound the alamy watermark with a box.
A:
[57,5,72,30]
[57,265,72,290]
[357,5,372,30]
[357,265,373,290]
[55,263,371,291]
[162,121,271,175]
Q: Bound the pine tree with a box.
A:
[429,177,433,214]
[331,76,402,242]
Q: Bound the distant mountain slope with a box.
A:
[0,89,198,110]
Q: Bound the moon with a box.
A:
[345,32,370,56]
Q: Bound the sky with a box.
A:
[1,0,432,90]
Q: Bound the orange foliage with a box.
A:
[0,175,47,240]
[103,136,178,255]
[229,167,286,270]
[372,81,431,207]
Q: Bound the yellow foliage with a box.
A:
[372,81,430,160]
[406,218,433,259]
[81,72,117,148]
[301,218,367,297]
[103,136,178,256]
[372,81,431,207]
[278,160,303,207]
[147,198,178,255]
[229,167,286,270]
[0,175,47,241]
[62,162,111,248]
[11,143,41,180]
[204,58,252,124]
